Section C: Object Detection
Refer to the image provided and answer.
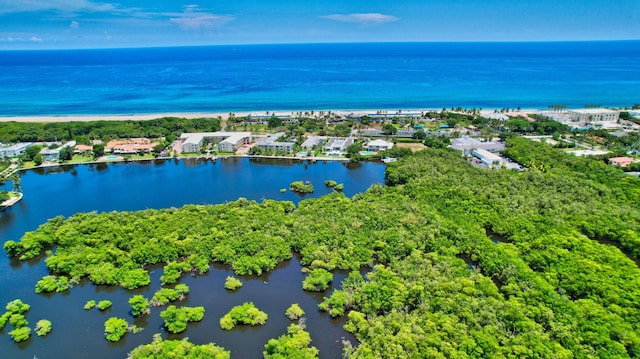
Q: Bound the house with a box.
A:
[106,139,153,154]
[609,156,637,167]
[74,144,94,154]
[180,132,252,153]
[256,133,295,153]
[365,139,394,152]
[323,137,354,155]
[0,142,33,159]
[301,136,326,151]
[40,148,60,161]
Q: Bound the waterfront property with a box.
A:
[106,138,153,154]
[365,139,394,152]
[301,136,326,151]
[180,132,252,153]
[41,141,77,161]
[256,133,295,154]
[0,142,33,159]
[323,137,354,155]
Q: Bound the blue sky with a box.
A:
[0,0,638,49]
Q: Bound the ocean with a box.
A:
[0,41,638,116]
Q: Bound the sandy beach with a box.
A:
[0,110,380,123]
[0,109,540,123]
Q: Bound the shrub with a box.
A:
[302,268,333,292]
[6,299,30,314]
[104,317,128,342]
[35,319,52,336]
[128,333,230,359]
[97,300,112,311]
[35,275,69,293]
[84,300,96,310]
[324,180,337,187]
[128,295,150,317]
[9,326,31,342]
[219,302,268,330]
[285,304,305,320]
[224,276,243,291]
[289,181,314,193]
[160,305,205,334]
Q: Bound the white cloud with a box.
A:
[168,5,234,30]
[321,13,399,26]
[0,35,44,42]
[69,20,80,29]
[0,0,116,15]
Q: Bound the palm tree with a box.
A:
[10,173,22,193]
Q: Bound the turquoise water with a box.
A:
[360,151,376,155]
[0,41,638,116]
[105,155,119,160]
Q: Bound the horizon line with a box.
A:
[1,39,639,52]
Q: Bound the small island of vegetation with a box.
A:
[264,323,319,359]
[302,268,333,292]
[224,276,243,291]
[220,302,268,330]
[128,333,230,359]
[160,305,205,334]
[285,303,305,321]
[289,181,314,193]
[128,295,150,317]
[104,317,128,342]
[150,284,189,306]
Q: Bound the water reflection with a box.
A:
[0,158,385,358]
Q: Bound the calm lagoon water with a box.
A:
[0,158,385,358]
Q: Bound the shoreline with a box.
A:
[0,108,542,123]
[16,153,359,173]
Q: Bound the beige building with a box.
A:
[180,132,252,153]
[567,109,619,126]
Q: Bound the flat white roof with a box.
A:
[181,132,251,146]
[367,139,393,147]
[472,148,502,161]
[569,108,618,114]
[1,142,33,151]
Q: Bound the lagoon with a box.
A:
[0,157,385,358]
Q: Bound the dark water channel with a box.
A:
[0,158,386,358]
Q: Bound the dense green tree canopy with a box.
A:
[0,117,221,143]
[264,324,319,359]
[104,317,128,342]
[128,333,230,359]
[220,302,268,330]
[5,138,640,357]
[160,305,205,334]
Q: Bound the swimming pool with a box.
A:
[359,151,376,156]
